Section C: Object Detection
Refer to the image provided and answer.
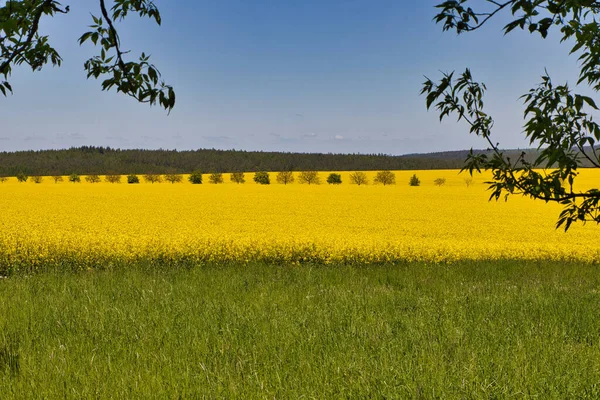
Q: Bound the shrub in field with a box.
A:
[164,174,183,184]
[409,174,421,187]
[374,171,396,186]
[349,171,368,186]
[434,178,446,186]
[276,171,294,185]
[69,174,81,183]
[143,174,162,184]
[298,171,321,185]
[127,175,140,184]
[209,173,224,184]
[31,176,43,184]
[464,178,474,187]
[254,171,270,185]
[230,172,245,184]
[16,173,28,183]
[0,176,8,183]
[52,176,64,183]
[188,171,203,184]
[105,175,122,184]
[327,173,342,185]
[85,175,101,183]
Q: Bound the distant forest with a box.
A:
[0,146,540,176]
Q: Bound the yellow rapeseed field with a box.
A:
[1,169,599,273]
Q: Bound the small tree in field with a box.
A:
[230,172,245,184]
[164,174,183,184]
[105,175,122,184]
[143,174,162,184]
[85,174,101,183]
[188,171,203,184]
[349,171,368,186]
[16,173,28,183]
[127,175,140,184]
[254,171,270,185]
[374,170,396,186]
[327,173,342,185]
[69,174,81,183]
[209,172,224,184]
[0,176,8,183]
[409,174,421,187]
[52,176,64,183]
[464,177,474,188]
[434,178,446,186]
[298,171,321,185]
[276,171,294,185]
[31,175,43,184]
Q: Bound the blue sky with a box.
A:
[0,0,583,154]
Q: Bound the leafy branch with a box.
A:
[0,0,175,111]
[427,1,600,230]
[422,69,600,230]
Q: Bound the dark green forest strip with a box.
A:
[0,261,599,398]
[0,146,542,176]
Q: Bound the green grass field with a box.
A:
[1,261,600,398]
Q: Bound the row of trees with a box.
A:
[4,170,409,185]
[4,171,475,187]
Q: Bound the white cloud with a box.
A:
[335,135,344,140]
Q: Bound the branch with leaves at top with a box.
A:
[0,0,66,95]
[0,0,174,112]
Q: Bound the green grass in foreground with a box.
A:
[0,261,600,398]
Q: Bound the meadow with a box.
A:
[1,169,600,398]
[1,261,600,398]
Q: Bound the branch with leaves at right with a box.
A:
[422,69,600,230]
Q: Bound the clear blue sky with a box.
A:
[0,0,582,154]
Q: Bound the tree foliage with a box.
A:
[434,177,446,187]
[164,173,183,184]
[127,174,139,184]
[327,173,342,185]
[276,171,294,185]
[188,171,202,185]
[298,171,321,185]
[208,172,224,184]
[0,147,485,176]
[143,173,162,184]
[349,171,368,186]
[230,172,245,184]
[409,174,420,187]
[0,0,174,111]
[85,174,101,183]
[253,171,270,185]
[68,173,80,183]
[374,170,396,186]
[16,172,27,182]
[105,174,121,183]
[424,0,600,230]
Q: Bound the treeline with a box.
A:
[0,147,481,176]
